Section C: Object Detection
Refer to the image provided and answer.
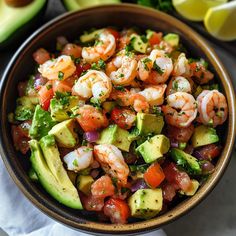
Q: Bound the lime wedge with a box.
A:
[64,0,120,11]
[172,0,228,21]
[204,1,236,41]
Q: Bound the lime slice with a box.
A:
[64,0,120,11]
[204,1,236,41]
[172,0,228,21]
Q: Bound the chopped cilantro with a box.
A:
[83,147,93,152]
[153,61,164,74]
[114,85,125,91]
[91,59,106,70]
[58,71,64,81]
[46,84,52,90]
[73,159,78,167]
[55,91,71,106]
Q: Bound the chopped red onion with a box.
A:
[90,169,100,179]
[83,131,99,143]
[192,150,204,160]
[34,73,47,90]
[131,179,149,192]
[201,161,215,175]
[170,139,179,148]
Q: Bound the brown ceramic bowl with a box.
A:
[0,4,235,235]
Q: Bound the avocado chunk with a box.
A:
[128,189,163,219]
[163,33,180,47]
[136,113,164,136]
[14,96,39,121]
[50,95,80,122]
[179,179,199,196]
[136,135,170,163]
[170,148,201,175]
[48,119,79,148]
[77,175,94,195]
[0,0,47,49]
[29,139,82,209]
[63,0,120,12]
[130,34,148,54]
[29,105,57,140]
[96,124,132,152]
[191,125,219,148]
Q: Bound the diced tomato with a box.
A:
[33,48,50,65]
[61,43,82,58]
[103,198,130,224]
[149,32,162,46]
[75,63,91,77]
[80,193,104,211]
[196,144,221,160]
[11,124,31,154]
[53,80,72,93]
[107,28,120,41]
[38,81,54,110]
[91,175,115,198]
[144,163,165,188]
[163,162,192,192]
[162,182,177,202]
[76,105,109,132]
[111,108,136,130]
[17,81,27,97]
[167,124,194,143]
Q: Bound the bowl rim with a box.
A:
[0,3,235,235]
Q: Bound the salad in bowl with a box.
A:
[9,26,228,224]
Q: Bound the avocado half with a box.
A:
[62,0,120,11]
[0,0,48,50]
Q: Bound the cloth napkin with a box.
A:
[0,158,166,236]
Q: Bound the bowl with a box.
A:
[0,4,235,235]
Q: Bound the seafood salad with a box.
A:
[9,27,228,224]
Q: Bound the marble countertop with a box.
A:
[0,1,235,235]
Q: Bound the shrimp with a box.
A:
[63,146,93,172]
[106,54,138,86]
[82,30,116,63]
[94,144,129,185]
[197,90,228,127]
[166,76,193,96]
[139,84,167,106]
[130,94,149,113]
[72,70,112,102]
[162,92,198,128]
[172,53,190,77]
[138,49,173,84]
[38,55,76,80]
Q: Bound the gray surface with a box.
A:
[0,1,236,236]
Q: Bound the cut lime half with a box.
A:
[172,0,228,21]
[204,1,236,41]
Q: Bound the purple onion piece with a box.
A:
[34,73,47,89]
[83,131,99,143]
[170,139,179,148]
[192,150,204,160]
[90,169,99,179]
[201,161,215,175]
[131,179,149,192]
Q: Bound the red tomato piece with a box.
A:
[166,124,194,143]
[149,32,162,46]
[196,144,221,160]
[75,63,91,77]
[91,175,115,198]
[103,198,130,224]
[144,163,165,188]
[38,81,54,110]
[111,108,136,130]
[163,162,192,192]
[53,80,72,93]
[162,182,177,202]
[33,48,50,65]
[80,193,104,212]
[76,105,109,132]
[61,43,82,58]
[11,124,30,154]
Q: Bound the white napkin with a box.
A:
[0,158,166,236]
